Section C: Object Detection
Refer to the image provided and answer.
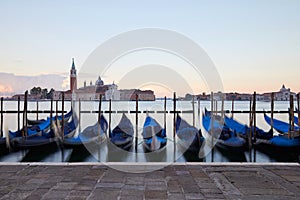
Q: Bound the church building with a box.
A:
[53,58,155,101]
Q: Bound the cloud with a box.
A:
[0,73,68,96]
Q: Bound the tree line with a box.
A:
[30,87,55,99]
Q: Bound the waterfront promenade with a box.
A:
[0,163,299,199]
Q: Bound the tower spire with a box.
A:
[71,58,75,69]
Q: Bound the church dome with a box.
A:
[96,76,104,86]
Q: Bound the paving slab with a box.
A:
[0,163,299,199]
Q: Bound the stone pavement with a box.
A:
[0,163,299,200]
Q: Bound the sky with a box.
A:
[0,0,299,97]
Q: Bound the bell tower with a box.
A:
[70,58,77,92]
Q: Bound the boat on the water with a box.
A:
[264,113,300,134]
[142,114,167,152]
[63,114,108,148]
[259,113,300,148]
[176,114,204,155]
[224,115,273,140]
[255,134,300,149]
[9,119,51,138]
[27,109,73,125]
[202,110,247,152]
[109,114,134,151]
[11,110,78,150]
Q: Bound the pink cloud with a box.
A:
[0,73,68,97]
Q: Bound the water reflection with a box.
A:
[0,142,299,163]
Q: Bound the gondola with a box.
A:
[142,115,167,152]
[8,109,67,138]
[255,134,300,149]
[63,114,108,148]
[27,109,73,125]
[254,133,300,162]
[9,118,51,138]
[176,114,204,154]
[202,112,247,152]
[258,113,300,149]
[247,113,300,161]
[225,115,273,140]
[223,114,300,160]
[11,110,78,150]
[109,114,134,151]
[264,113,299,134]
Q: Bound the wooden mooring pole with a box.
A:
[221,94,225,120]
[98,95,102,122]
[173,92,176,141]
[50,98,53,127]
[164,96,167,131]
[25,92,28,130]
[98,95,102,136]
[56,100,58,125]
[24,91,28,137]
[79,98,81,133]
[253,92,257,143]
[290,95,294,138]
[231,98,234,118]
[36,100,39,120]
[248,96,253,148]
[17,96,20,131]
[210,92,214,144]
[215,100,218,113]
[210,92,214,162]
[0,97,3,137]
[271,93,274,130]
[109,99,112,135]
[192,95,195,127]
[61,92,65,141]
[297,93,300,134]
[197,96,200,117]
[135,94,138,153]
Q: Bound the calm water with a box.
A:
[0,100,298,163]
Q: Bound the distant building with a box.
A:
[73,76,115,100]
[105,83,120,100]
[261,85,296,101]
[120,89,155,101]
[226,93,251,101]
[49,58,155,101]
[274,84,296,101]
